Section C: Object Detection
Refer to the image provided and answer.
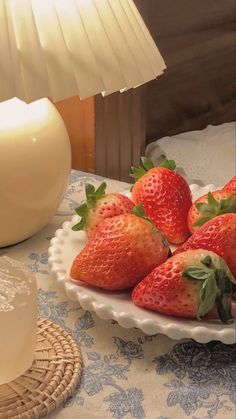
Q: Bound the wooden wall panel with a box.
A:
[55,96,95,172]
[95,87,146,182]
[134,0,236,143]
[55,87,146,181]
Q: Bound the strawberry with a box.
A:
[70,205,169,290]
[132,249,235,323]
[188,190,236,234]
[131,157,192,244]
[72,182,134,239]
[223,176,236,194]
[174,213,236,277]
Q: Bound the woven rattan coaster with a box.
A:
[0,317,82,419]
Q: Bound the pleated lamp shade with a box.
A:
[0,0,166,103]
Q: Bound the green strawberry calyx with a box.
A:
[183,255,234,323]
[72,182,107,231]
[194,192,236,227]
[130,156,176,182]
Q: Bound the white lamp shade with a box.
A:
[0,0,166,103]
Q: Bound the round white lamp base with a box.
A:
[0,98,71,247]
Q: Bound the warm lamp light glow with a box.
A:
[0,0,166,103]
[0,98,51,132]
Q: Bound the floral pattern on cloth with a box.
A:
[4,170,236,419]
[37,286,236,419]
[153,341,236,418]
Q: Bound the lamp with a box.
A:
[0,0,166,247]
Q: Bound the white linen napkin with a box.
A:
[146,122,236,187]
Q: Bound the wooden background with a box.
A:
[55,96,95,172]
[139,0,236,143]
[55,0,236,181]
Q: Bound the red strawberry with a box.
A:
[72,182,134,239]
[131,157,192,244]
[223,176,236,193]
[70,205,169,290]
[132,249,235,323]
[188,190,236,234]
[174,213,236,277]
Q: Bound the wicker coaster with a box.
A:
[0,317,82,419]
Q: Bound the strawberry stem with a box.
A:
[130,156,176,182]
[160,159,176,170]
[183,256,234,323]
[141,156,154,171]
[72,182,107,231]
[194,192,236,227]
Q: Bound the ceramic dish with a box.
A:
[48,184,236,344]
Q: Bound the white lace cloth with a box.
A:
[146,122,236,187]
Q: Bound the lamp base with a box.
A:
[0,98,71,247]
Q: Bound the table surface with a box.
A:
[2,170,235,419]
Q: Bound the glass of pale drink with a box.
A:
[0,256,37,384]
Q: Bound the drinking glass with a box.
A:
[0,256,37,384]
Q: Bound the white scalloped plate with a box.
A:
[48,184,236,344]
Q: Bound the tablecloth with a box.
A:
[2,170,235,419]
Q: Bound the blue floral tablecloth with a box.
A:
[2,170,236,419]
